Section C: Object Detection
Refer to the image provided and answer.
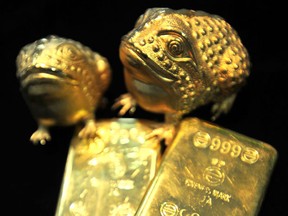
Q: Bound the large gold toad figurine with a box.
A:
[16,35,111,144]
[113,8,250,144]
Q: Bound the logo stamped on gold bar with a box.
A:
[160,201,200,216]
[203,158,226,186]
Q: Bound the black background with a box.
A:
[2,0,287,215]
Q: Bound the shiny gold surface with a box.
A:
[136,118,277,216]
[55,118,162,216]
[14,8,277,216]
[113,8,250,144]
[16,35,111,144]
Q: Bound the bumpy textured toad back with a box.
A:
[113,8,250,144]
[16,35,111,144]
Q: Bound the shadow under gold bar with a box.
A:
[136,117,277,216]
[55,118,162,216]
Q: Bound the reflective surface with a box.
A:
[16,35,111,144]
[55,118,162,216]
[136,118,277,216]
[6,2,286,216]
[114,8,250,131]
[12,8,278,216]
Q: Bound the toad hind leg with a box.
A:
[145,123,176,146]
[211,93,237,121]
[146,113,181,146]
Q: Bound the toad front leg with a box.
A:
[30,125,51,145]
[78,118,98,139]
[112,93,137,116]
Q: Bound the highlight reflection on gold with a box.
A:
[136,118,277,216]
[55,118,162,216]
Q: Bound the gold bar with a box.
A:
[55,118,162,216]
[136,117,277,216]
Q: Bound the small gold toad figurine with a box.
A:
[113,8,250,144]
[16,35,111,145]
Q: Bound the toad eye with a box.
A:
[159,33,193,62]
[167,39,184,57]
[56,43,82,61]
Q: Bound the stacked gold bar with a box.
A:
[55,118,162,216]
[136,118,277,216]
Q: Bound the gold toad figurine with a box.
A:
[16,35,111,145]
[113,8,250,145]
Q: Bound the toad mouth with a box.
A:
[19,67,79,88]
[120,41,174,83]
